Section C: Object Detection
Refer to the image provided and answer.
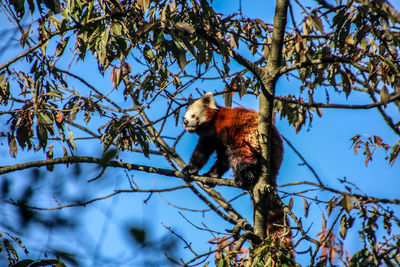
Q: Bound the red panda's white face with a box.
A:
[183,92,218,133]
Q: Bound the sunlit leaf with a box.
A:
[380,85,390,107]
[340,194,354,213]
[8,134,18,158]
[389,140,400,165]
[174,22,195,34]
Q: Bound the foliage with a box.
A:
[0,0,399,266]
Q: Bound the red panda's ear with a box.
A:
[202,92,218,109]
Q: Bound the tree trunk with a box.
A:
[252,0,288,241]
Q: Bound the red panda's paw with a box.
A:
[182,165,199,178]
[203,170,220,178]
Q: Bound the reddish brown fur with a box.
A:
[206,107,291,249]
[205,107,283,186]
[183,98,292,260]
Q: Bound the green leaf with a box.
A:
[36,124,48,151]
[102,148,118,164]
[8,134,18,158]
[311,12,324,33]
[143,45,155,62]
[10,0,25,18]
[380,85,390,107]
[303,197,310,218]
[171,40,187,72]
[340,194,354,213]
[111,22,122,36]
[174,22,195,34]
[340,70,352,98]
[137,0,150,11]
[340,214,347,239]
[56,36,70,57]
[67,129,76,150]
[389,140,400,165]
[49,16,61,30]
[43,0,61,14]
[37,111,53,125]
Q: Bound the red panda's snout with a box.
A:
[183,115,197,133]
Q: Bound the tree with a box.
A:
[0,0,400,266]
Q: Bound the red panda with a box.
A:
[182,92,293,259]
[182,92,283,190]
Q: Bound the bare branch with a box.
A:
[1,186,190,211]
[0,156,236,187]
[277,93,400,110]
[280,181,400,205]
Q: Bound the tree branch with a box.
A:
[279,56,351,75]
[1,186,190,211]
[0,156,236,187]
[280,181,400,205]
[277,93,400,110]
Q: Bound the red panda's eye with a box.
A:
[191,114,195,118]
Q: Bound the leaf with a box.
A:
[373,135,383,146]
[311,12,324,33]
[174,22,195,34]
[316,107,323,117]
[62,146,68,157]
[173,107,181,126]
[12,259,34,267]
[27,0,35,16]
[10,0,25,18]
[55,112,63,123]
[288,197,293,211]
[36,125,48,151]
[49,16,61,30]
[340,214,347,239]
[46,143,54,171]
[102,148,118,164]
[20,25,31,48]
[129,227,146,244]
[380,85,390,107]
[111,22,122,36]
[389,140,400,165]
[137,0,150,11]
[8,134,18,158]
[172,40,187,72]
[37,111,53,125]
[302,197,310,218]
[43,0,61,13]
[56,36,70,57]
[340,70,352,98]
[340,194,354,213]
[321,209,326,230]
[143,45,155,62]
[67,129,76,150]
[110,65,122,87]
[354,140,362,155]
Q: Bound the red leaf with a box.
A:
[55,112,63,123]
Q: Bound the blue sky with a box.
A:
[1,0,400,266]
